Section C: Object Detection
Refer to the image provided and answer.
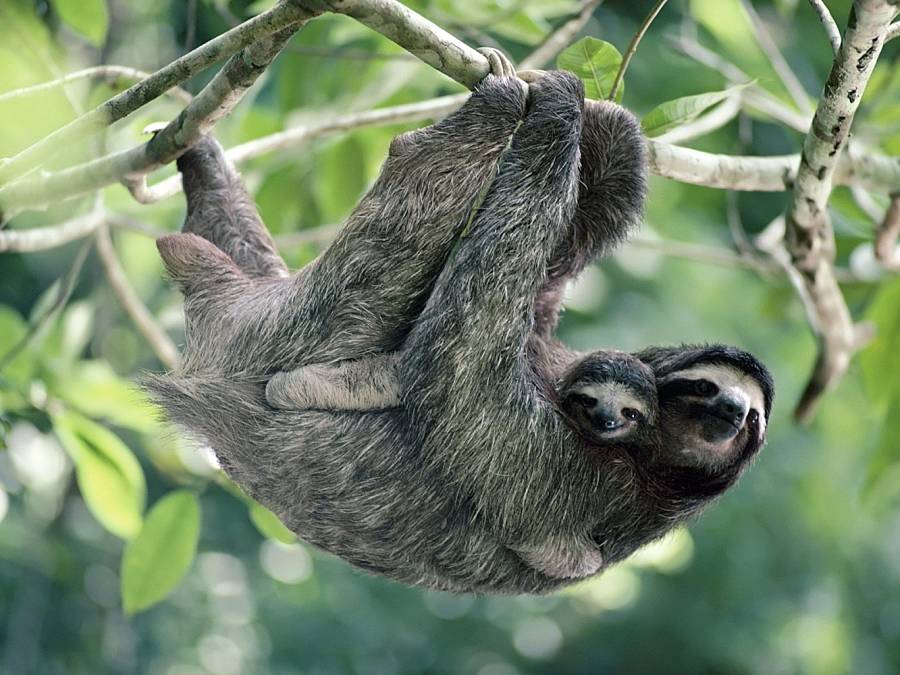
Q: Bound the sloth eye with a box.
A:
[747,409,760,426]
[622,408,643,422]
[693,379,718,397]
[569,393,597,408]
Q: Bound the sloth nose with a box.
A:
[713,394,749,427]
[592,404,624,431]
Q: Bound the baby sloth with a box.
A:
[269,350,658,450]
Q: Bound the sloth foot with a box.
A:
[478,47,516,78]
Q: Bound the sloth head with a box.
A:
[557,351,658,448]
[635,344,774,492]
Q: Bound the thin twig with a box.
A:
[806,0,842,55]
[0,22,313,218]
[0,66,193,105]
[668,34,811,132]
[95,224,179,369]
[740,0,811,112]
[874,193,900,271]
[627,234,777,273]
[609,0,669,101]
[887,22,900,41]
[0,240,92,371]
[518,0,604,70]
[0,211,106,252]
[0,0,314,185]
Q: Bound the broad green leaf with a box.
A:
[641,83,751,137]
[859,277,900,406]
[556,38,623,101]
[53,411,146,539]
[121,491,200,614]
[249,501,297,544]
[53,360,158,433]
[52,0,109,46]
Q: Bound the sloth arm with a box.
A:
[266,100,647,412]
[401,70,584,466]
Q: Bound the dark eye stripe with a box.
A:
[658,378,705,399]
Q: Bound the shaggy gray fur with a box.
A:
[147,65,773,593]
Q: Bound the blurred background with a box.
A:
[1,0,899,673]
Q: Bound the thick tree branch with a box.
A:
[310,0,491,87]
[0,0,313,185]
[784,0,898,422]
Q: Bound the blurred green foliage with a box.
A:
[1,0,899,673]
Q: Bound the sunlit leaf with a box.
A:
[556,38,622,101]
[860,277,900,406]
[52,0,109,46]
[121,491,200,614]
[53,411,146,539]
[249,501,297,544]
[0,306,33,386]
[53,360,158,433]
[641,83,751,137]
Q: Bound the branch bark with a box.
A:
[784,0,899,422]
[0,21,314,220]
[0,0,313,185]
[95,225,180,369]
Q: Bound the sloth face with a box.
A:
[656,363,768,470]
[558,352,658,448]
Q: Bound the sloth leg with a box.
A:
[177,136,289,280]
[266,353,400,410]
[533,100,648,339]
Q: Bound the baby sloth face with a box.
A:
[557,351,658,448]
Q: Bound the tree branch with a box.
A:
[518,0,604,70]
[874,193,900,271]
[740,0,812,112]
[609,0,669,101]
[312,0,491,87]
[0,66,193,105]
[95,224,179,369]
[0,21,313,220]
[807,0,843,55]
[0,211,105,252]
[0,0,314,185]
[783,0,898,422]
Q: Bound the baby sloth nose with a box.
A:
[593,403,625,431]
[713,394,749,428]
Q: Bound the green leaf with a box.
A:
[860,277,900,406]
[53,411,146,539]
[0,306,34,386]
[641,83,751,137]
[315,136,367,224]
[556,38,623,101]
[52,0,109,46]
[121,491,201,614]
[249,501,297,544]
[53,360,158,433]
